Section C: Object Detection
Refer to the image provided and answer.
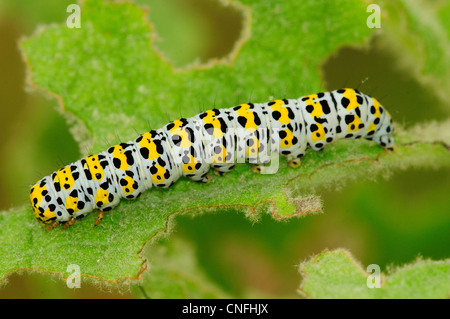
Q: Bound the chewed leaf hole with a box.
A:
[145,0,250,69]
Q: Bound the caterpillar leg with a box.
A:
[387,145,396,152]
[62,218,77,229]
[195,173,213,184]
[253,155,301,170]
[251,164,264,174]
[45,220,59,231]
[213,164,235,177]
[185,169,213,184]
[251,163,279,174]
[287,153,304,169]
[94,210,105,227]
[213,169,225,176]
[288,159,301,168]
[384,144,396,152]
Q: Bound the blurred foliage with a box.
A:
[299,249,450,298]
[0,0,448,298]
[133,238,231,299]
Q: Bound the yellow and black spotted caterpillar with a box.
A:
[30,88,394,230]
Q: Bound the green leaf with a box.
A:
[298,249,450,298]
[132,238,231,298]
[379,0,450,104]
[0,0,449,294]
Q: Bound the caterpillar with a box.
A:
[30,88,394,230]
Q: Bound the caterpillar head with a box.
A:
[30,176,60,225]
[373,106,395,150]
